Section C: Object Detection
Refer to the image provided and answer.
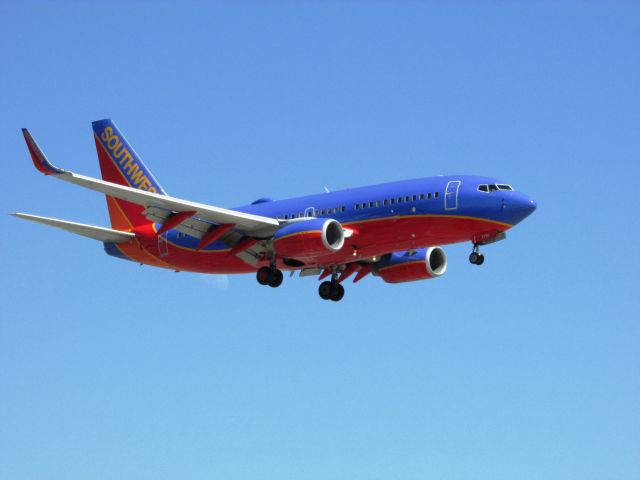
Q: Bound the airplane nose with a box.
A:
[502,192,537,224]
[515,193,537,220]
[524,196,537,214]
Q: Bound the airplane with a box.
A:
[13,119,537,301]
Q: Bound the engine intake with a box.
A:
[374,247,447,283]
[273,218,345,259]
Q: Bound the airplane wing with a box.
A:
[11,213,136,243]
[22,128,280,237]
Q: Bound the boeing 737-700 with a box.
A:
[13,119,537,301]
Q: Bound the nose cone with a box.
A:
[510,193,537,223]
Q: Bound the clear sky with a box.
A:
[1,1,638,479]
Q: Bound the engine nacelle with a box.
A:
[273,218,345,259]
[374,247,447,283]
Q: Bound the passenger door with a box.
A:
[445,180,461,210]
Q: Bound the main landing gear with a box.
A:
[256,266,283,288]
[469,244,485,266]
[318,268,345,302]
[319,281,345,302]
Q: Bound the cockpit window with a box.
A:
[479,183,513,192]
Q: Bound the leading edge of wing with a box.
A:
[22,128,280,235]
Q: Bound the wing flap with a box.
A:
[12,213,136,243]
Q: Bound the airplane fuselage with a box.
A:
[106,174,536,274]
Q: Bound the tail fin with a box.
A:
[92,119,166,230]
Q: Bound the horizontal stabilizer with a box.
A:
[11,213,135,243]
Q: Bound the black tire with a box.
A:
[268,269,284,288]
[256,266,271,285]
[330,283,345,302]
[319,281,333,300]
[476,254,485,265]
[469,252,479,265]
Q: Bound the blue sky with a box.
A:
[1,1,639,479]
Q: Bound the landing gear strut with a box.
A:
[256,266,284,287]
[469,244,485,265]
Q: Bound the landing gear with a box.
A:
[268,269,283,287]
[256,266,284,287]
[319,280,345,302]
[469,245,485,265]
[319,281,332,300]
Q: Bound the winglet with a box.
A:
[22,128,66,175]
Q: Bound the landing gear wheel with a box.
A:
[257,266,271,285]
[319,281,333,300]
[475,253,485,265]
[268,269,283,288]
[329,283,345,302]
[469,252,480,265]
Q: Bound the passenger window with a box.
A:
[390,198,395,205]
[412,195,417,201]
[369,201,373,208]
[398,197,402,204]
[362,203,366,209]
[375,200,380,207]
[420,194,424,200]
[383,199,387,206]
[341,206,345,212]
[434,192,439,198]
[354,204,359,210]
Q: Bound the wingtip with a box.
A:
[21,128,65,175]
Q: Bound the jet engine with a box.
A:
[373,247,447,283]
[273,218,345,259]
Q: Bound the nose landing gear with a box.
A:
[469,245,485,265]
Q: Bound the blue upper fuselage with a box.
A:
[233,175,537,227]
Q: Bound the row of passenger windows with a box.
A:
[355,191,439,210]
[277,206,345,220]
[275,191,441,219]
[478,184,513,192]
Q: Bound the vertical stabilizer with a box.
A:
[91,119,166,229]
